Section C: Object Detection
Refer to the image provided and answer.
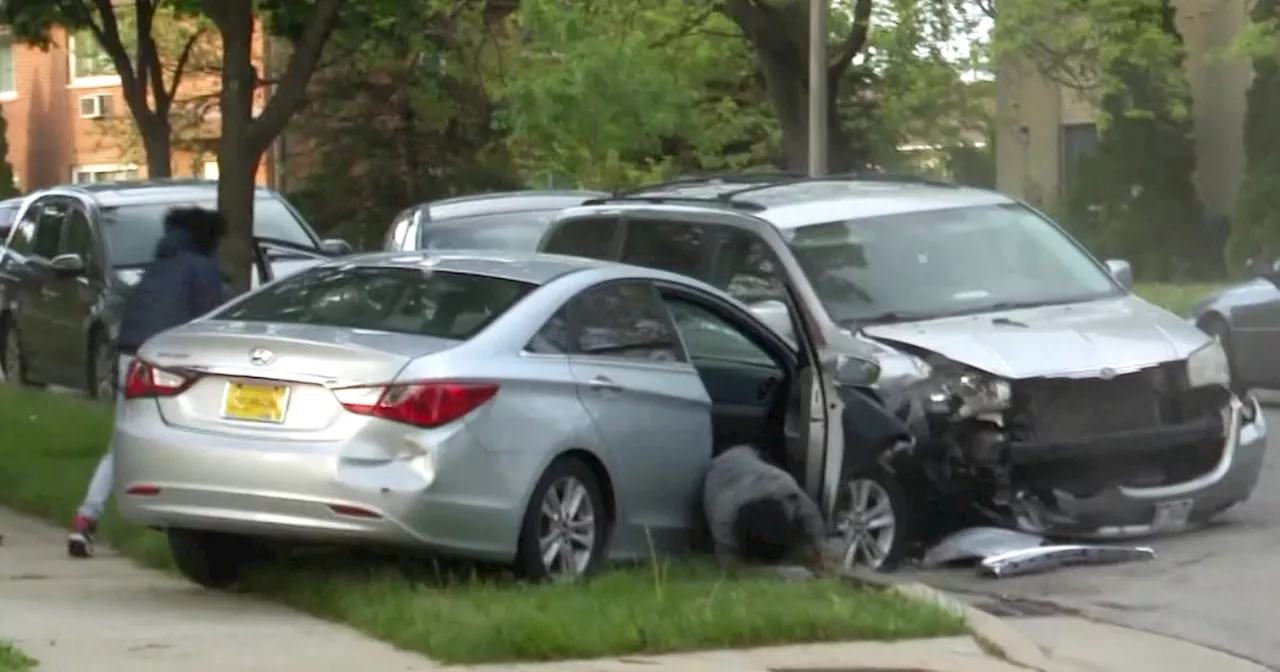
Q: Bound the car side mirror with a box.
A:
[749,299,795,342]
[835,353,881,387]
[320,238,353,256]
[1105,258,1133,289]
[49,252,86,276]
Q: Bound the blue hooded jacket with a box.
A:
[115,227,225,352]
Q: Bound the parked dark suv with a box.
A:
[0,180,349,398]
[383,190,606,252]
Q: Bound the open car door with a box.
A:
[252,236,336,286]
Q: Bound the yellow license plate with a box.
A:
[222,382,291,423]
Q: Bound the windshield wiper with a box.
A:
[852,310,936,326]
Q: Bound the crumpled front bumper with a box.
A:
[1011,394,1267,538]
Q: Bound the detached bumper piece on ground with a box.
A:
[917,526,1155,579]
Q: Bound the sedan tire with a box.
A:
[167,528,257,589]
[0,315,37,387]
[87,332,115,401]
[833,466,913,572]
[514,456,609,582]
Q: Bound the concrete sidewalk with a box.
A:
[0,506,1264,672]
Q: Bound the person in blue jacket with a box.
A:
[68,206,227,558]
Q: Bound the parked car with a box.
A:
[1190,268,1280,392]
[534,173,1267,568]
[0,196,23,248]
[0,180,351,398]
[383,190,607,252]
[111,250,884,586]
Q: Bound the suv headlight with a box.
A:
[1186,340,1230,388]
[921,369,1012,419]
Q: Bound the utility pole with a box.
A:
[807,0,829,177]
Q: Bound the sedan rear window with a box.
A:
[214,265,536,340]
[421,210,559,251]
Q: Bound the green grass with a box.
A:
[0,641,35,672]
[1134,282,1226,317]
[0,385,965,664]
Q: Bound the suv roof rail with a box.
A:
[714,171,956,201]
[579,195,767,212]
[612,172,807,197]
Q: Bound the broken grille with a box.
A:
[1016,371,1163,443]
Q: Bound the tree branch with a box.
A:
[85,0,149,119]
[247,0,344,155]
[828,0,872,78]
[648,2,718,49]
[164,29,204,106]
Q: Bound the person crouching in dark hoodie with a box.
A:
[67,207,227,558]
[703,444,828,573]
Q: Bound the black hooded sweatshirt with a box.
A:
[115,227,224,353]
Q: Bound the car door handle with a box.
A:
[585,376,623,392]
[39,288,56,299]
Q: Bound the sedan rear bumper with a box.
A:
[111,407,531,562]
[1011,395,1267,538]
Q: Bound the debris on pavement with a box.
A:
[920,526,1045,569]
[979,544,1156,579]
[917,525,1156,579]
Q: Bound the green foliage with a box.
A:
[1228,0,1280,273]
[993,0,1190,121]
[284,2,520,247]
[1058,1,1215,282]
[494,0,773,188]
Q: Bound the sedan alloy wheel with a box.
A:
[538,475,597,580]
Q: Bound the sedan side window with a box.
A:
[567,282,683,363]
[665,298,777,368]
[712,229,787,303]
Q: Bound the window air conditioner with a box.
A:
[78,93,113,119]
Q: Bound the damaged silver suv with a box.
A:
[537,173,1268,569]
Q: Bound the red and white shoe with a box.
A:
[67,515,97,558]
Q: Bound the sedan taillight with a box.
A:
[123,359,198,399]
[333,381,499,428]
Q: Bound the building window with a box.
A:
[72,164,139,184]
[69,31,119,84]
[0,34,15,97]
[1060,122,1099,190]
[202,161,219,180]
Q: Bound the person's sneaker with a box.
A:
[67,515,97,558]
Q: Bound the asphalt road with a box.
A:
[909,405,1280,669]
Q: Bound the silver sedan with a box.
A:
[112,251,855,586]
[1191,273,1280,391]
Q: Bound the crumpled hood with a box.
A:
[862,296,1213,380]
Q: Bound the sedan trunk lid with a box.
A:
[138,321,460,439]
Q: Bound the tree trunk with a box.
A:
[138,119,173,178]
[756,51,864,173]
[214,0,260,296]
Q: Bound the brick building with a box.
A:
[0,24,277,192]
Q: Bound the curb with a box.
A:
[891,582,1060,671]
[843,572,1061,671]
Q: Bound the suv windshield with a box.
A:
[104,196,317,267]
[422,210,559,251]
[787,203,1121,325]
[215,265,535,340]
